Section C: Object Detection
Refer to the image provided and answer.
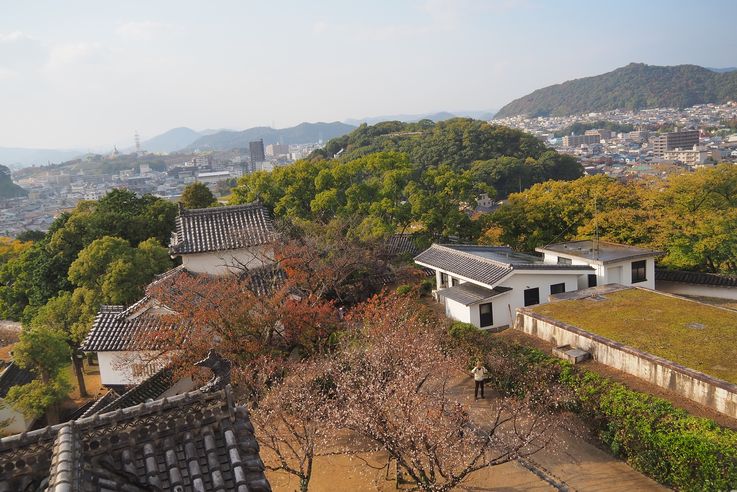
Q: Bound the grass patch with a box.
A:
[532,288,737,384]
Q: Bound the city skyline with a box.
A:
[1,0,736,149]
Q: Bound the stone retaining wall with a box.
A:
[514,308,737,418]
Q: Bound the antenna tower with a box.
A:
[134,131,141,153]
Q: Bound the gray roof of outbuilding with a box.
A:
[655,269,737,287]
[537,240,662,264]
[170,202,276,255]
[0,385,271,492]
[437,283,512,306]
[415,244,593,286]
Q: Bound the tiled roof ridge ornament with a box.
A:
[195,349,232,392]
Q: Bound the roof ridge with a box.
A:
[430,244,514,269]
[179,201,262,216]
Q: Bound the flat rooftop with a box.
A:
[536,240,662,264]
[531,287,737,384]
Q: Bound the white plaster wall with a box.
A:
[98,351,171,386]
[181,245,274,275]
[543,254,655,290]
[445,297,471,324]
[515,311,737,418]
[656,281,737,300]
[0,402,30,434]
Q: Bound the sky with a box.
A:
[1,0,736,150]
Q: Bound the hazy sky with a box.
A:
[1,0,736,149]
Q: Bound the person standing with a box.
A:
[471,361,488,399]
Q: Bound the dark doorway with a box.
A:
[479,303,493,327]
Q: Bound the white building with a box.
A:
[84,202,279,386]
[655,269,737,300]
[169,202,277,275]
[415,244,594,330]
[536,240,661,290]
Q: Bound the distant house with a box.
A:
[536,240,662,290]
[655,269,737,300]
[415,244,594,329]
[169,202,277,275]
[0,363,35,434]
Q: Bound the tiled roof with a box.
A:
[437,283,512,306]
[244,264,287,296]
[415,244,593,287]
[655,269,737,287]
[386,234,421,257]
[0,362,34,399]
[0,385,271,492]
[82,300,186,352]
[77,390,120,419]
[415,245,513,286]
[93,367,174,415]
[170,202,276,255]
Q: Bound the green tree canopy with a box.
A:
[181,182,217,208]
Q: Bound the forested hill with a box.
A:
[185,121,355,151]
[0,165,27,199]
[312,118,549,170]
[495,63,737,118]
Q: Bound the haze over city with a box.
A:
[2,0,736,149]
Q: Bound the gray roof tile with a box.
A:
[0,386,271,492]
[437,283,512,306]
[655,268,737,287]
[170,202,276,255]
[0,362,35,399]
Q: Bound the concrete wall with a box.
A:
[656,280,737,300]
[181,245,274,275]
[445,297,472,324]
[514,309,737,418]
[98,351,171,386]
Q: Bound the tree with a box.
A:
[250,359,334,492]
[30,291,97,397]
[68,236,172,305]
[329,292,559,491]
[8,326,71,423]
[181,182,217,208]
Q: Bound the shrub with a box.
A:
[419,279,433,296]
[395,284,413,296]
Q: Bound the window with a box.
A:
[523,287,540,306]
[588,274,598,288]
[440,272,448,288]
[451,277,459,287]
[557,256,572,265]
[631,260,647,283]
[550,283,566,295]
[479,303,493,327]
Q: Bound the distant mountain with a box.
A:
[186,122,356,151]
[0,165,27,198]
[495,63,737,118]
[141,127,203,153]
[708,67,737,73]
[0,147,83,168]
[345,110,495,126]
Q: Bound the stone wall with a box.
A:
[514,309,737,418]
